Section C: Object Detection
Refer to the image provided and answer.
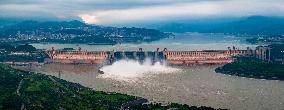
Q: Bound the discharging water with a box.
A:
[98,59,181,82]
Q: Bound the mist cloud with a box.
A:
[99,59,181,82]
[80,0,284,24]
[0,0,284,24]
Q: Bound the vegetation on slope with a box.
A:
[0,43,36,53]
[269,44,284,63]
[0,64,136,109]
[215,57,284,80]
[0,43,46,62]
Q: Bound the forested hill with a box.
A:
[210,16,284,35]
[152,16,284,35]
[0,20,170,44]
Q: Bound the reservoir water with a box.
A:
[31,33,257,51]
[21,33,284,110]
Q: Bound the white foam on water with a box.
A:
[98,59,181,82]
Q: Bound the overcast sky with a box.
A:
[1,0,284,25]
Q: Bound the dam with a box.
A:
[46,46,270,65]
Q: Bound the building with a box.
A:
[255,46,271,61]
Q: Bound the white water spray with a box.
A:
[98,59,181,82]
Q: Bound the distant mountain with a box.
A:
[210,16,284,35]
[0,20,90,37]
[150,16,284,35]
[0,18,22,28]
[143,18,238,33]
[11,20,88,30]
[0,20,169,44]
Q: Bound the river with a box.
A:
[21,33,284,110]
[31,33,256,51]
[15,64,284,110]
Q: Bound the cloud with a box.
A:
[0,0,159,19]
[0,0,284,24]
[79,0,284,25]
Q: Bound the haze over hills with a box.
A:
[143,16,284,35]
[0,20,170,44]
[0,16,284,44]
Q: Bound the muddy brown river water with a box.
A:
[15,64,284,110]
[26,33,283,109]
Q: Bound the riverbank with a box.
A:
[215,57,284,80]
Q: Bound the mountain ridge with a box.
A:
[145,16,284,35]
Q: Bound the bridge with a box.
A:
[46,46,270,65]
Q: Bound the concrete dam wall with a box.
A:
[46,46,270,65]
